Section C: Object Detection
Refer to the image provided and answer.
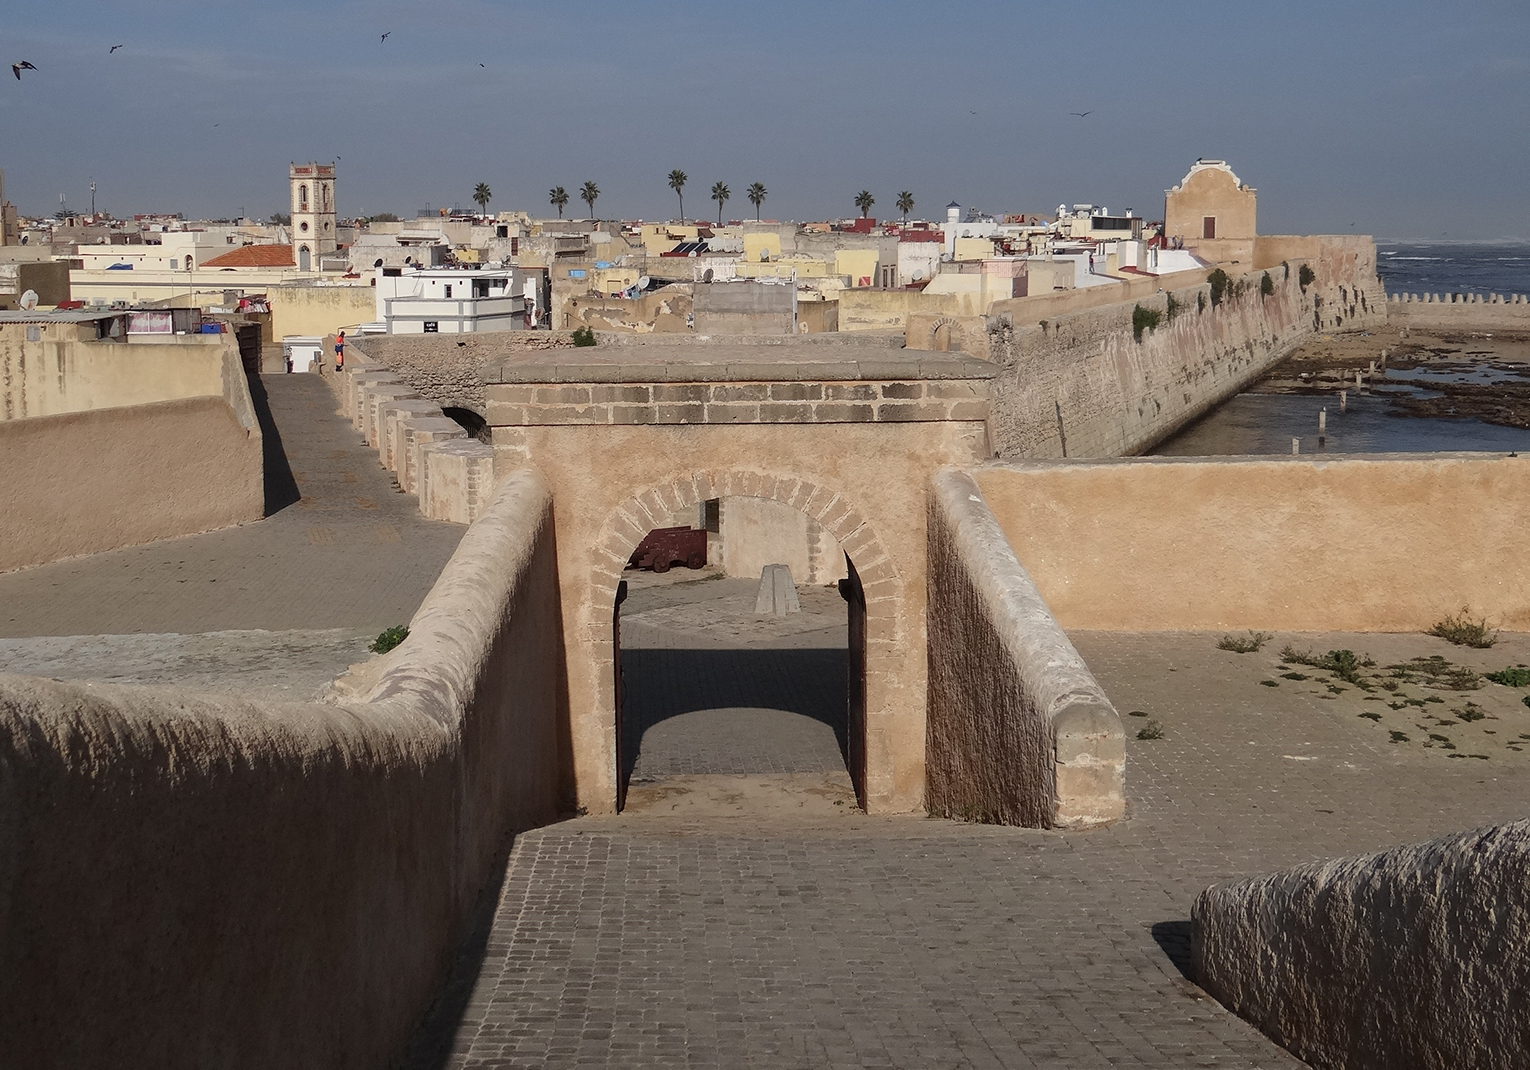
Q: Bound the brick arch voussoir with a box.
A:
[590,469,901,634]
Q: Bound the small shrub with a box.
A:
[1260,272,1275,297]
[1218,630,1273,653]
[1429,608,1498,648]
[1259,679,1279,687]
[1359,711,1382,721]
[1486,668,1530,686]
[1165,293,1181,322]
[1427,733,1455,749]
[1281,672,1309,680]
[1136,720,1165,740]
[1522,695,1530,710]
[1132,303,1162,342]
[1389,730,1410,743]
[570,325,597,347]
[1196,291,1206,313]
[1455,703,1486,722]
[1298,264,1316,293]
[1208,268,1230,307]
[371,625,409,654]
[1282,260,1291,280]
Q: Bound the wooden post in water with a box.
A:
[1356,369,1364,393]
[1292,438,1301,455]
[1319,408,1327,442]
[1340,390,1347,413]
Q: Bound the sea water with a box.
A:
[1149,244,1530,456]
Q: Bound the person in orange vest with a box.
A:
[334,330,345,370]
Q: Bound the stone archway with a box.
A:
[579,469,905,814]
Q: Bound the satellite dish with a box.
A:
[19,290,38,311]
[637,275,650,290]
[702,268,714,283]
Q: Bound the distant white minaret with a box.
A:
[289,161,337,271]
[945,201,961,259]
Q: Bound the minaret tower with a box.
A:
[289,161,336,271]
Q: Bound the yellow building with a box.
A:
[1164,160,1257,267]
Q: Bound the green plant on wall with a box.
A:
[1197,291,1206,313]
[1299,264,1316,293]
[1165,293,1181,322]
[1260,272,1275,297]
[571,326,597,347]
[1132,303,1162,342]
[1207,268,1231,306]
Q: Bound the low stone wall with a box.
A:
[987,239,1385,459]
[1193,820,1530,1070]
[925,468,1124,827]
[0,469,567,1070]
[973,453,1530,631]
[0,359,263,572]
[1387,291,1530,333]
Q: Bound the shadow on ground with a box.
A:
[1151,919,1195,980]
[619,647,848,787]
[247,373,300,515]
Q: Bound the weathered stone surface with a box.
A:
[1193,820,1530,1070]
[925,467,1124,827]
[0,469,565,1070]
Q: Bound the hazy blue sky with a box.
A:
[2,1,1527,238]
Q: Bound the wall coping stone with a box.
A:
[483,352,996,384]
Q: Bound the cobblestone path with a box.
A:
[0,374,465,638]
[411,621,1530,1069]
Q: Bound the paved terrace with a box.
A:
[0,375,466,694]
[409,576,1530,1070]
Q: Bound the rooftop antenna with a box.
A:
[90,180,96,216]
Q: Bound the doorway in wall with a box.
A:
[613,508,867,815]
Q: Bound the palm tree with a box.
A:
[667,169,687,222]
[711,181,730,226]
[746,182,767,221]
[896,191,914,222]
[549,186,568,218]
[854,190,875,218]
[473,182,492,218]
[580,180,600,219]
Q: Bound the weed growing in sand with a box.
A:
[1390,730,1410,743]
[1486,667,1530,687]
[1429,608,1498,648]
[1218,630,1273,654]
[371,625,409,654]
[1136,720,1165,740]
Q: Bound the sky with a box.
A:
[2,0,1528,240]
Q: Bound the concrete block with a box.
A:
[419,439,495,523]
[381,400,443,475]
[754,563,800,617]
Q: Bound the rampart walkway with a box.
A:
[0,374,465,638]
[408,612,1530,1069]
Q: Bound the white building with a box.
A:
[375,266,531,334]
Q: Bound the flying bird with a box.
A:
[109,44,123,53]
[479,63,485,67]
[380,31,391,42]
[12,61,37,80]
[1070,110,1093,117]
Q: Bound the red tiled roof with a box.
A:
[201,244,297,268]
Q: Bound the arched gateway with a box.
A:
[483,341,995,814]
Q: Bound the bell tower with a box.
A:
[289,161,337,271]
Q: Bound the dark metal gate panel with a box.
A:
[613,579,629,812]
[839,558,868,810]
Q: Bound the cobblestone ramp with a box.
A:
[408,630,1530,1069]
[0,374,466,637]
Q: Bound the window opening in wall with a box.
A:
[444,284,453,298]
[613,496,866,814]
[1203,216,1217,240]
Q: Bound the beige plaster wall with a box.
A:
[0,470,567,1070]
[1,328,234,420]
[1386,293,1530,333]
[267,282,377,340]
[493,419,988,815]
[0,391,263,573]
[1165,165,1257,266]
[718,495,846,586]
[974,454,1530,632]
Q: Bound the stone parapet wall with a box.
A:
[1193,820,1530,1070]
[484,378,991,427]
[926,468,1124,828]
[987,239,1385,459]
[973,453,1530,632]
[0,469,567,1069]
[1387,291,1530,332]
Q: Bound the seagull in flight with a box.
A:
[1070,110,1093,118]
[109,44,123,53]
[479,63,485,67]
[380,31,391,42]
[12,61,37,80]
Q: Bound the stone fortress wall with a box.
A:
[1386,289,1530,332]
[0,469,567,1070]
[986,236,1385,459]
